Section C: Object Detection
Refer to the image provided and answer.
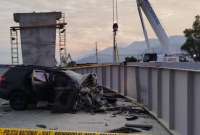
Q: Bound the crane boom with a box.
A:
[137,1,151,52]
[137,0,170,54]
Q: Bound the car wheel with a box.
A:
[9,91,28,110]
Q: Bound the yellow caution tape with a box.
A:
[0,128,143,135]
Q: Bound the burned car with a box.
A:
[0,65,81,111]
[0,65,105,113]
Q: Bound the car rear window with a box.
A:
[4,67,30,81]
[0,67,10,75]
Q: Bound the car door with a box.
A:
[32,69,51,101]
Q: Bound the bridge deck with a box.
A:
[0,98,170,135]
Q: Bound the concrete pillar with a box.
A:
[14,12,61,67]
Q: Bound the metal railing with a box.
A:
[70,63,200,135]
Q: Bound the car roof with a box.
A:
[14,65,60,72]
[5,65,65,76]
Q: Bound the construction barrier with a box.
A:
[0,128,142,135]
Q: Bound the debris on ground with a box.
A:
[125,123,153,131]
[105,123,109,127]
[1,102,9,106]
[49,128,58,130]
[125,115,138,121]
[111,114,116,117]
[3,108,12,112]
[36,124,47,129]
[108,127,142,133]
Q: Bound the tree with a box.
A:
[181,15,200,61]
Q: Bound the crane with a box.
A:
[112,0,120,64]
[136,0,173,62]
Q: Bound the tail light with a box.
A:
[0,76,6,88]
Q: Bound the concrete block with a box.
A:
[14,12,61,67]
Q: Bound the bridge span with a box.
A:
[70,62,200,135]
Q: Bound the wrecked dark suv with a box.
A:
[0,65,80,111]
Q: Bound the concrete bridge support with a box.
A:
[14,12,61,67]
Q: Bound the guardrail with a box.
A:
[70,63,200,135]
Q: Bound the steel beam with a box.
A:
[157,69,162,118]
[187,72,194,135]
[124,65,128,96]
[169,70,175,129]
[148,68,153,110]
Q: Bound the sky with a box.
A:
[0,0,200,64]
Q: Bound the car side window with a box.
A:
[32,70,49,84]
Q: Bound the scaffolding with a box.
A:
[58,13,68,66]
[10,27,19,65]
[58,13,67,65]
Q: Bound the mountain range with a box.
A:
[77,36,186,63]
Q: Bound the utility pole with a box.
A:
[95,42,98,64]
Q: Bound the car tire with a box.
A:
[9,91,28,110]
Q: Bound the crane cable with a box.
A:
[112,0,120,63]
[112,0,118,23]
